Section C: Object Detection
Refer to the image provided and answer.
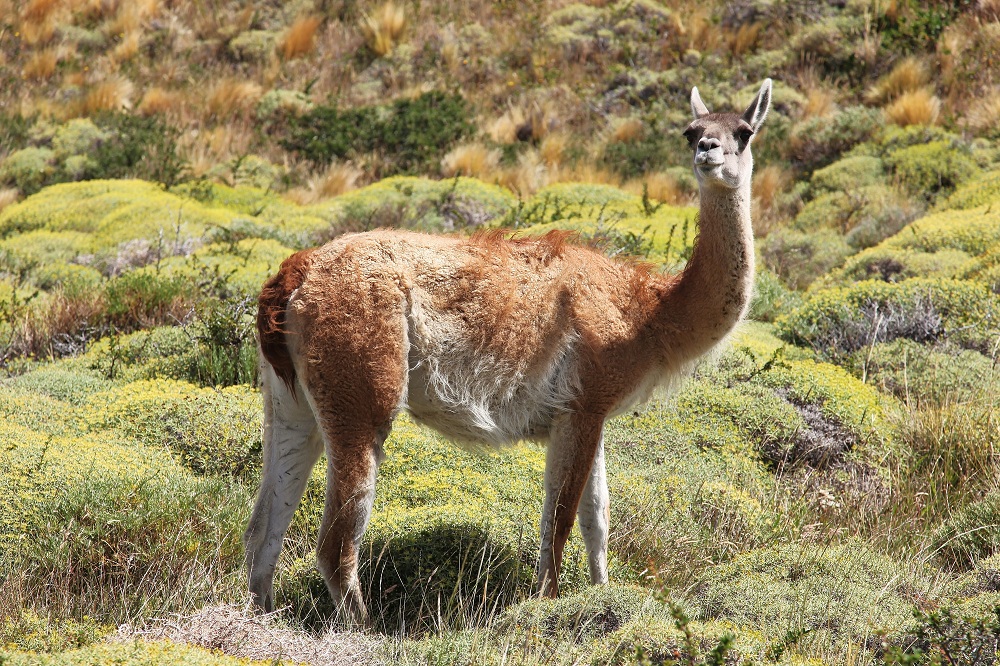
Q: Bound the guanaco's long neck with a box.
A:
[656,180,755,361]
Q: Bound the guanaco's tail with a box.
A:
[257,248,317,393]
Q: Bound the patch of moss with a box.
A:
[0,610,110,653]
[696,542,938,643]
[0,640,276,665]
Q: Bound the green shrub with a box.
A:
[884,602,1000,666]
[0,147,56,195]
[0,112,32,159]
[281,91,474,176]
[0,610,110,653]
[792,184,917,249]
[934,492,1000,568]
[845,339,995,403]
[829,246,974,287]
[696,542,935,646]
[749,270,802,323]
[32,261,103,292]
[875,1,965,52]
[87,112,186,186]
[777,278,1000,359]
[81,379,262,478]
[938,168,1000,211]
[186,295,258,387]
[788,106,883,172]
[810,155,886,194]
[103,270,193,331]
[760,227,852,290]
[51,119,108,159]
[885,140,979,203]
[0,424,249,622]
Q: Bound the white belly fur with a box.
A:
[402,299,580,447]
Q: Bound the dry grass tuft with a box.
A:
[752,164,791,236]
[489,102,557,145]
[964,90,1000,134]
[137,86,182,116]
[206,79,264,119]
[496,150,547,196]
[556,163,621,187]
[288,162,364,204]
[441,143,500,178]
[20,0,60,24]
[625,172,686,205]
[112,31,141,62]
[866,57,929,105]
[121,605,379,666]
[539,132,570,168]
[359,2,406,57]
[18,15,58,46]
[801,86,837,119]
[489,111,522,145]
[66,76,134,117]
[23,48,60,81]
[0,188,20,214]
[977,0,1000,20]
[726,21,762,56]
[282,15,322,60]
[884,88,940,127]
[610,117,644,144]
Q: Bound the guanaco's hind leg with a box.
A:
[314,423,388,626]
[537,413,606,596]
[577,436,610,585]
[245,364,322,612]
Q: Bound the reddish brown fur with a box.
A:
[257,247,317,393]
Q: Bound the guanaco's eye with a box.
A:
[682,128,698,147]
[737,128,753,146]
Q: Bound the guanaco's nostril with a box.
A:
[698,137,721,150]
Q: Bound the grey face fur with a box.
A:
[683,79,772,190]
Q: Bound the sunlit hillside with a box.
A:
[3,1,1000,665]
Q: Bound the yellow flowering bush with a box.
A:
[81,379,261,477]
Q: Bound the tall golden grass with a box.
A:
[23,48,60,81]
[865,57,928,105]
[282,15,322,60]
[884,88,940,126]
[360,2,406,57]
[441,143,500,179]
[206,79,263,119]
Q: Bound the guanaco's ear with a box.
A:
[690,86,710,119]
[742,78,772,133]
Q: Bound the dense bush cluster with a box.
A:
[280,91,474,176]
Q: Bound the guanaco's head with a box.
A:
[683,79,772,190]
